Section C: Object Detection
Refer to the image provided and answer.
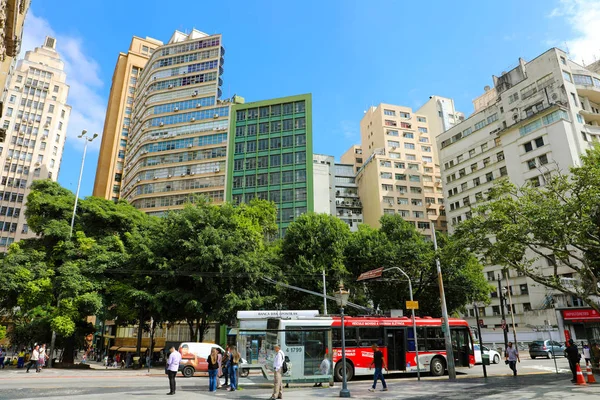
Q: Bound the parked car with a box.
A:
[474,344,501,364]
[528,340,566,359]
[178,342,249,377]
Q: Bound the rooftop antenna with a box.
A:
[564,41,570,58]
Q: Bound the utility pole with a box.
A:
[322,270,328,315]
[473,304,487,378]
[497,274,508,350]
[432,225,456,380]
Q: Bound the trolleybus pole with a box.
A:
[335,283,351,398]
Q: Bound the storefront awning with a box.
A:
[117,347,147,352]
[109,346,120,351]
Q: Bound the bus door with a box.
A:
[450,328,470,367]
[385,328,406,371]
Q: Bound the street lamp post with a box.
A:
[431,224,456,380]
[48,130,98,368]
[334,283,351,398]
[69,130,98,238]
[497,274,509,350]
[383,267,420,381]
[473,303,487,378]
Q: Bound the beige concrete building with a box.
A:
[356,103,446,235]
[438,48,600,339]
[340,144,363,174]
[0,37,71,248]
[0,0,29,133]
[119,30,228,215]
[93,36,163,201]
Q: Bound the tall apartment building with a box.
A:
[356,103,447,235]
[226,94,313,237]
[114,30,228,216]
[0,0,29,125]
[93,36,163,201]
[0,37,71,248]
[313,154,335,215]
[437,48,600,335]
[334,162,363,231]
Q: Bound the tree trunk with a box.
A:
[135,308,144,357]
[61,335,76,364]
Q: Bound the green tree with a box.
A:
[155,198,278,341]
[346,215,490,316]
[0,181,149,363]
[454,145,600,314]
[280,213,351,311]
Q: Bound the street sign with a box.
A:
[357,267,384,281]
[478,319,484,328]
[501,319,506,330]
[406,300,419,310]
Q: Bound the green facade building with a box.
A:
[226,93,313,237]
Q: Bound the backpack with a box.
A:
[282,360,288,374]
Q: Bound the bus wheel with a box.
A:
[429,357,445,376]
[334,360,354,382]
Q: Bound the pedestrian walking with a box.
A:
[165,346,181,395]
[222,346,231,388]
[368,344,388,392]
[228,346,241,392]
[269,344,285,400]
[583,343,591,365]
[207,347,220,393]
[566,339,581,383]
[38,344,47,370]
[505,342,520,376]
[17,348,25,368]
[26,345,40,373]
[0,346,5,369]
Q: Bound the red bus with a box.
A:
[266,315,474,381]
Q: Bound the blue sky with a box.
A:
[21,0,599,198]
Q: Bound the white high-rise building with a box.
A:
[0,37,71,249]
[437,48,600,339]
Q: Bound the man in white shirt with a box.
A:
[270,344,285,400]
[26,345,40,373]
[166,346,182,395]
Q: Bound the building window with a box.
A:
[384,109,396,116]
[403,132,414,139]
[539,154,549,165]
[499,166,508,176]
[481,143,488,151]
[560,56,566,65]
[582,131,589,142]
[527,159,536,170]
[385,120,397,127]
[563,70,573,83]
[381,184,393,191]
[535,137,544,148]
[418,127,428,133]
[497,151,505,161]
[524,142,533,152]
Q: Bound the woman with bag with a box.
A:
[216,348,223,389]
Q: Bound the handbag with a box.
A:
[505,360,509,365]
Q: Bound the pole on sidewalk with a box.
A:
[503,270,518,346]
[497,274,509,351]
[322,270,328,316]
[432,225,456,380]
[473,304,487,378]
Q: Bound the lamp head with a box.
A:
[334,282,350,307]
[78,129,88,138]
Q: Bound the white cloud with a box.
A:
[549,0,600,65]
[21,12,106,150]
[337,120,359,141]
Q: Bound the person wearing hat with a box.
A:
[565,339,580,383]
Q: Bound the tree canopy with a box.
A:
[454,144,600,314]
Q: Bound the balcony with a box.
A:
[576,83,600,104]
[584,124,600,136]
[580,109,600,124]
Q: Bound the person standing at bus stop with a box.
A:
[505,342,520,376]
[368,344,388,392]
[269,344,285,400]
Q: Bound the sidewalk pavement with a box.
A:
[27,373,600,400]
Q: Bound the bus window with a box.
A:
[332,327,358,348]
[357,327,382,347]
[425,327,445,351]
[285,331,302,346]
[406,328,426,352]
